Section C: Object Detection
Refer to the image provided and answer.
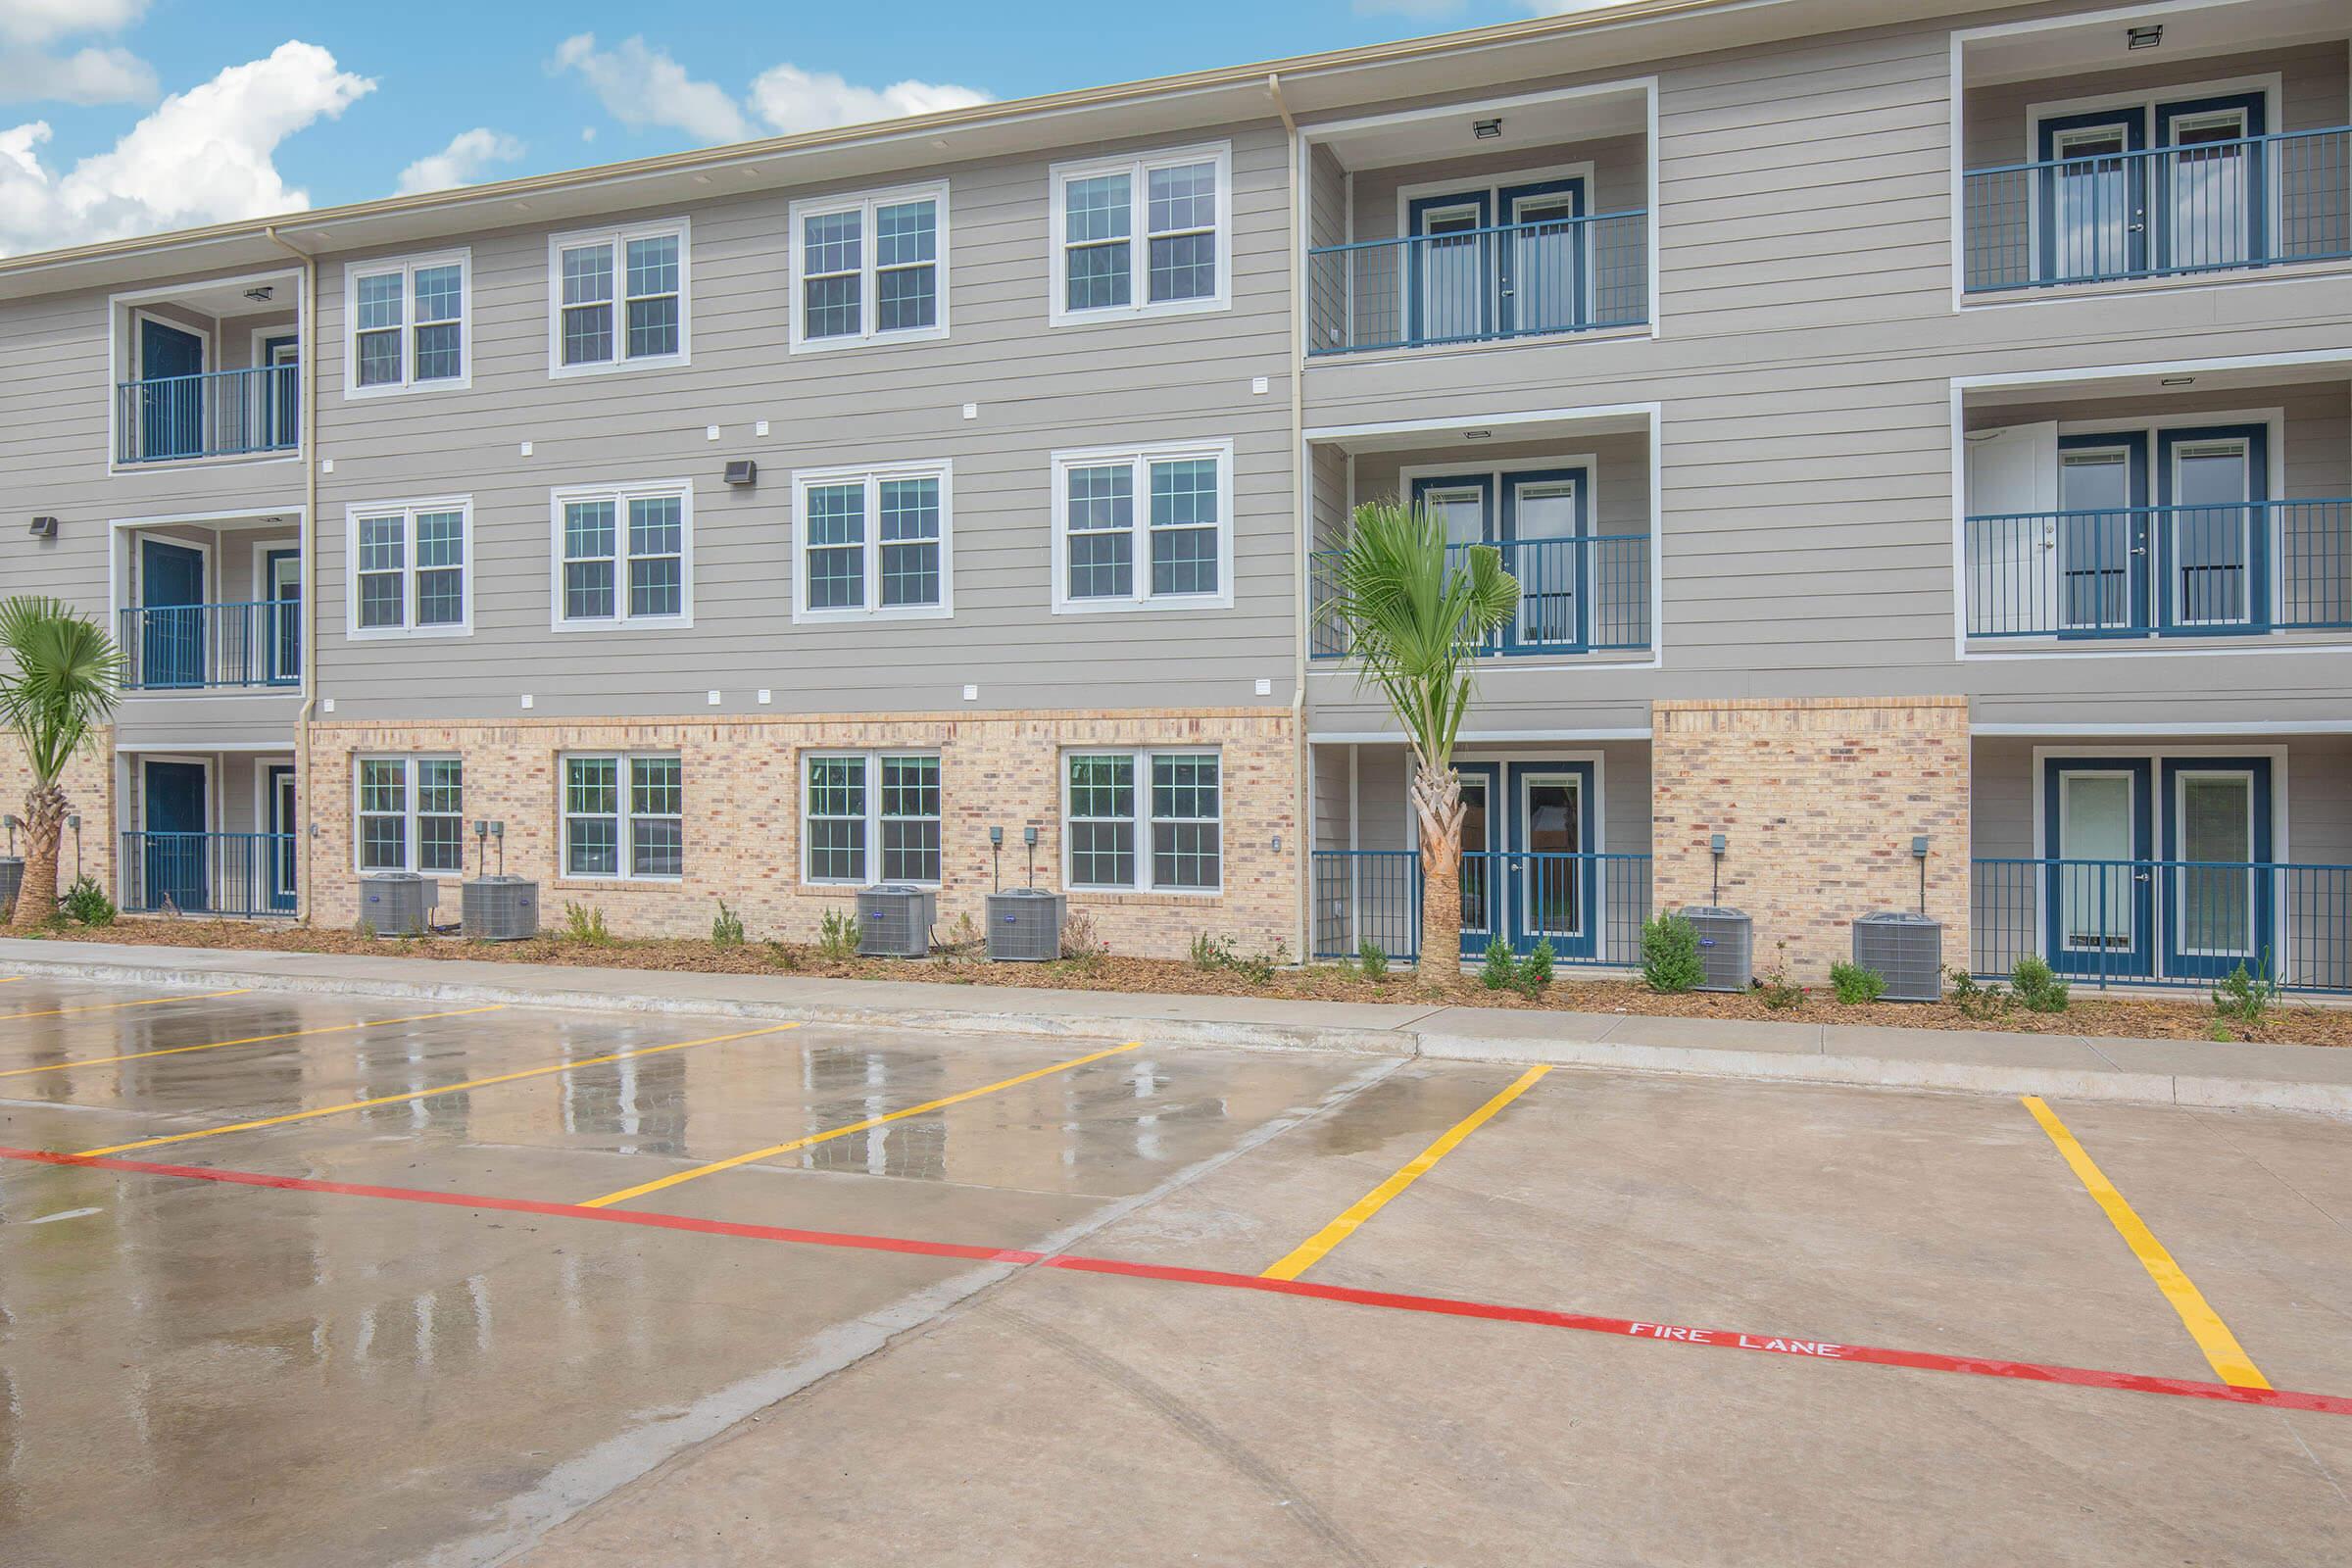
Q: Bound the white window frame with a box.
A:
[1059,747,1223,896]
[548,479,695,632]
[1048,142,1233,328]
[786,181,951,353]
[789,460,955,622]
[545,218,692,377]
[344,248,471,398]
[345,496,474,640]
[352,755,466,875]
[561,752,685,883]
[799,750,944,888]
[1050,439,1236,614]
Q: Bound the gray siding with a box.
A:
[1961,44,2350,166]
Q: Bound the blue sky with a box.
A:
[0,0,1610,255]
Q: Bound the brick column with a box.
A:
[1650,697,1970,978]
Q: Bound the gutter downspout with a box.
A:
[1267,71,1309,967]
[264,225,318,922]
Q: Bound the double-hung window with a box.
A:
[346,250,469,395]
[1052,440,1234,612]
[788,182,948,351]
[791,462,953,619]
[354,757,465,873]
[348,498,472,637]
[1050,143,1231,325]
[803,752,943,885]
[552,481,693,629]
[549,220,689,373]
[1063,750,1221,893]
[564,755,683,880]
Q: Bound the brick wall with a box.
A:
[306,708,1298,959]
[0,727,115,896]
[1650,697,1971,978]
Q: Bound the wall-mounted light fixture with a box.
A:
[244,285,275,303]
[2126,24,2163,49]
[27,515,56,539]
[1473,119,1502,140]
[2160,375,2195,387]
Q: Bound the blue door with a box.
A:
[2042,759,2154,980]
[1501,466,1590,651]
[2153,93,2267,273]
[265,764,298,913]
[2157,424,2267,633]
[1497,176,1587,335]
[259,332,299,449]
[1405,190,1492,346]
[137,317,205,460]
[138,539,206,689]
[2160,757,2274,982]
[1507,761,1598,958]
[264,547,301,685]
[2037,108,2148,283]
[2055,432,2148,636]
[142,760,209,913]
[1455,762,1500,958]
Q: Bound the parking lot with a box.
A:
[0,972,2347,1566]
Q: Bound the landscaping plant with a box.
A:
[0,597,123,929]
[2010,955,2070,1014]
[1519,936,1555,997]
[1059,909,1106,968]
[1326,499,1519,982]
[710,900,746,948]
[560,903,612,947]
[1641,912,1705,994]
[815,908,859,959]
[2212,954,2278,1028]
[1947,965,2009,1021]
[1829,959,1886,1005]
[1355,938,1389,980]
[1756,940,1804,1010]
[1480,936,1519,992]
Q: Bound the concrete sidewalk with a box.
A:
[4,937,2348,1116]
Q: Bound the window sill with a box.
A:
[789,325,950,356]
[1066,887,1224,905]
[549,615,695,634]
[547,353,691,380]
[1053,593,1234,617]
[344,375,473,401]
[550,876,686,892]
[1048,294,1231,331]
[792,604,953,624]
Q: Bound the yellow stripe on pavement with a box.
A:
[1263,1064,1551,1282]
[583,1040,1144,1208]
[0,989,252,1023]
[0,1004,508,1080]
[78,1022,801,1158]
[2022,1095,2270,1390]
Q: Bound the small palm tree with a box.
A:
[1329,501,1518,982]
[0,598,124,928]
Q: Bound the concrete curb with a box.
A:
[5,949,2346,1117]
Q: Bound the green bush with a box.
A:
[1756,941,1804,1011]
[1191,932,1235,971]
[1480,936,1519,991]
[62,875,115,927]
[2010,955,2070,1013]
[816,908,860,959]
[2212,955,2278,1027]
[710,900,746,948]
[1641,913,1705,994]
[1947,966,2009,1021]
[1355,938,1389,980]
[1828,959,1886,1005]
[1519,937,1555,996]
[560,903,612,947]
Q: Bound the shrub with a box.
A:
[710,900,746,948]
[1355,938,1389,980]
[816,908,860,959]
[1191,932,1235,971]
[2212,955,2278,1028]
[765,940,802,971]
[1059,909,1107,971]
[1948,965,2009,1021]
[1519,937,1554,996]
[1229,942,1282,986]
[1756,940,1804,1011]
[2010,955,2070,1014]
[1641,913,1705,994]
[560,903,612,947]
[1829,960,1886,1005]
[1480,936,1519,991]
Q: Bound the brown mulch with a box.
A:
[19,918,2350,1048]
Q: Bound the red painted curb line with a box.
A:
[8,1144,2347,1418]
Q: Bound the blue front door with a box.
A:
[142,760,209,913]
[2160,757,2275,981]
[1497,176,1587,335]
[1405,190,1492,346]
[138,539,206,689]
[265,764,298,913]
[259,333,299,449]
[2157,423,2268,633]
[1501,467,1590,651]
[2043,759,2155,980]
[264,547,301,685]
[1455,762,1500,957]
[137,317,204,460]
[1506,761,1597,959]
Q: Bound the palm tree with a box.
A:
[0,598,124,928]
[1328,500,1519,981]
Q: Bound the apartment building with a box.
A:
[1,0,2346,990]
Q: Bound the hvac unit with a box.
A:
[1680,906,1754,993]
[987,887,1065,961]
[1852,911,1943,1003]
[461,876,540,941]
[857,884,936,957]
[0,857,22,915]
[359,872,436,937]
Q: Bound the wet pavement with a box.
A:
[0,974,2347,1566]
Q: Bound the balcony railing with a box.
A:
[1963,126,2352,293]
[1964,500,2352,640]
[1972,858,2350,993]
[116,364,300,464]
[118,600,301,690]
[1310,849,1652,964]
[1306,211,1648,356]
[120,832,299,918]
[1311,535,1652,659]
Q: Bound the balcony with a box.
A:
[116,364,300,466]
[113,515,304,698]
[1307,211,1648,356]
[1311,535,1653,659]
[118,600,302,690]
[119,831,298,917]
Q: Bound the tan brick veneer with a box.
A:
[306,709,1298,959]
[1650,697,1971,978]
[0,727,115,894]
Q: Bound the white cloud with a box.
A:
[0,0,147,47]
[395,126,524,195]
[746,63,990,135]
[0,41,372,255]
[0,44,155,104]
[551,33,751,143]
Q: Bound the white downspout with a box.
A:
[264,225,318,921]
[1268,71,1310,965]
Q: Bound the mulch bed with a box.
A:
[18,918,2349,1048]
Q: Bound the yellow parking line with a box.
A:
[0,1004,508,1080]
[78,1022,802,1158]
[1263,1064,1550,1282]
[0,975,22,983]
[2022,1095,2270,1390]
[0,988,252,1023]
[583,1040,1144,1208]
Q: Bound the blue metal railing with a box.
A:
[1972,858,2350,994]
[1306,211,1648,355]
[1963,125,2351,293]
[116,364,300,464]
[1965,500,2352,639]
[119,832,299,917]
[1311,849,1651,965]
[1311,535,1652,659]
[118,600,302,690]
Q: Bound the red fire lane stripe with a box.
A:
[8,1144,2348,1418]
